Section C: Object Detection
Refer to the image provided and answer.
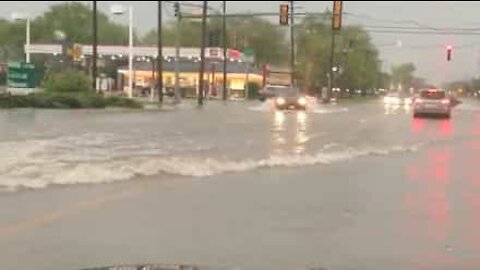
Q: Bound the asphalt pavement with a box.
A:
[1,98,480,270]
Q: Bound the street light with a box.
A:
[110,4,133,98]
[11,12,30,63]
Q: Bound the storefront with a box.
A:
[117,59,263,99]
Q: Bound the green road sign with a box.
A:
[242,48,255,63]
[7,61,38,88]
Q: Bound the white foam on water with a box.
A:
[249,99,349,115]
[455,102,480,112]
[248,100,275,112]
[0,132,420,191]
[312,107,349,114]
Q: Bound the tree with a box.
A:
[31,2,133,45]
[390,62,416,90]
[0,2,141,84]
[295,14,381,93]
[140,17,287,65]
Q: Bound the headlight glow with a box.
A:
[297,96,307,106]
[276,97,286,105]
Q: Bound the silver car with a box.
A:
[413,89,451,118]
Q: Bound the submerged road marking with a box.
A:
[0,185,148,239]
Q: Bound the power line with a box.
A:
[343,12,439,30]
[365,29,480,36]
[360,25,480,31]
[164,0,219,12]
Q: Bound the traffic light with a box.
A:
[332,1,343,30]
[446,45,452,61]
[174,2,180,17]
[279,4,289,25]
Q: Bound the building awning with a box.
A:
[27,44,246,61]
[118,60,262,75]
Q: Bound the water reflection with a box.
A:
[410,117,452,138]
[273,111,285,131]
[294,111,308,154]
[464,140,480,252]
[384,103,411,115]
[405,120,454,267]
[270,111,309,156]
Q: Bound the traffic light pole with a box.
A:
[328,30,336,101]
[198,1,208,106]
[174,1,181,103]
[92,1,98,91]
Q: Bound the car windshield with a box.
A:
[1,2,475,270]
[274,87,299,97]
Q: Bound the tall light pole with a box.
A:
[111,4,134,98]
[92,1,97,90]
[11,12,30,63]
[222,1,227,101]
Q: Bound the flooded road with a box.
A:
[1,99,480,269]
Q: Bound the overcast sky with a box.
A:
[1,1,479,85]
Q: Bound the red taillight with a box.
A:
[442,99,450,105]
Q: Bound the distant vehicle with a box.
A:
[258,84,291,101]
[413,89,451,118]
[383,92,412,105]
[272,86,307,110]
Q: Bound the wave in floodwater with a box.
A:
[0,133,420,191]
[249,99,348,114]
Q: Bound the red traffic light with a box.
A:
[446,45,452,61]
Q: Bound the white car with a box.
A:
[413,89,451,118]
[383,92,412,105]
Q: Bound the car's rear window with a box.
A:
[420,90,446,99]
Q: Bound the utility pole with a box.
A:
[174,1,181,103]
[92,1,98,91]
[222,0,227,101]
[328,1,343,101]
[290,1,295,87]
[198,1,208,106]
[158,1,163,103]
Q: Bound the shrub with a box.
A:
[105,96,143,108]
[45,71,93,93]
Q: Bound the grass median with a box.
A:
[0,92,142,109]
[1,70,142,109]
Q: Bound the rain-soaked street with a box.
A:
[1,98,480,270]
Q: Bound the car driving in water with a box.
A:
[383,91,413,106]
[413,88,451,118]
[258,84,291,101]
[272,86,307,110]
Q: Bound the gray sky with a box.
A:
[1,1,480,85]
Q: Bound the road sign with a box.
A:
[332,1,343,30]
[242,48,255,63]
[7,61,38,88]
